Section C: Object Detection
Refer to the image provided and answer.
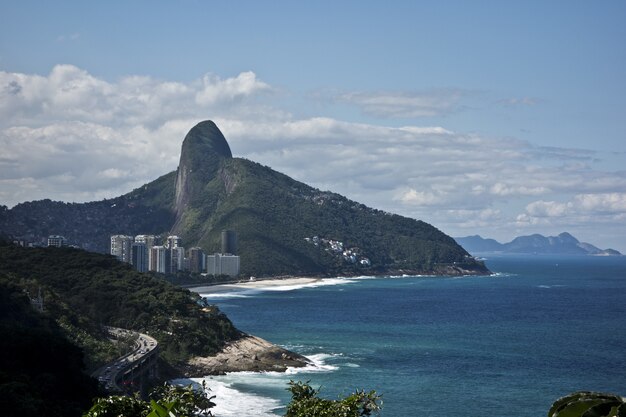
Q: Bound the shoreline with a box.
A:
[188,276,324,295]
[187,264,492,295]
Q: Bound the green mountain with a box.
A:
[1,120,488,276]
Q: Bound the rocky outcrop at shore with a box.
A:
[183,334,310,376]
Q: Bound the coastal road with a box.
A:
[91,327,159,393]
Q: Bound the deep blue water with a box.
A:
[200,255,626,416]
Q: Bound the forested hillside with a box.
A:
[188,157,486,276]
[0,276,99,417]
[0,244,240,369]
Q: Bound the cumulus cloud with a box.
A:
[0,65,271,128]
[573,193,626,213]
[195,71,270,105]
[337,89,466,118]
[1,65,626,251]
[516,193,626,231]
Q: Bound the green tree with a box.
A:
[83,382,215,417]
[548,391,626,417]
[285,381,382,417]
[82,394,149,417]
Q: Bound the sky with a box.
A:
[1,1,626,251]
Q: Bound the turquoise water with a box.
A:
[198,255,626,416]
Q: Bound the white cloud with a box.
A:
[525,200,572,217]
[515,193,626,231]
[395,188,445,206]
[195,71,270,105]
[0,65,271,128]
[1,65,626,251]
[490,183,550,196]
[573,193,626,213]
[337,89,466,118]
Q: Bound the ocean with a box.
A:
[188,255,626,416]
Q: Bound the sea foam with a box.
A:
[184,350,340,416]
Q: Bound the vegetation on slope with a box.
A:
[0,171,176,252]
[0,244,239,368]
[182,157,487,276]
[0,276,99,417]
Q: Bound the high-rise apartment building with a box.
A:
[188,247,205,273]
[170,246,185,273]
[135,234,159,248]
[135,235,159,269]
[150,246,170,273]
[131,242,148,272]
[166,235,182,249]
[110,235,133,263]
[221,230,237,255]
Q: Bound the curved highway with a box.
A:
[92,327,159,393]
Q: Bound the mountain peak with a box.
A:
[181,120,232,162]
[173,120,233,232]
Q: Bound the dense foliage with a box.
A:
[285,381,381,417]
[0,277,99,417]
[177,157,488,277]
[548,391,626,417]
[84,381,381,417]
[0,244,240,367]
[84,382,215,417]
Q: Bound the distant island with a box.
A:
[455,232,621,256]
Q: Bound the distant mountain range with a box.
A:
[455,232,621,256]
[0,120,488,277]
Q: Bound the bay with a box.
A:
[198,255,626,416]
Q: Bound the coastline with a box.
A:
[180,277,323,377]
[187,263,492,296]
[188,277,324,295]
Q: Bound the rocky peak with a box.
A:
[173,121,233,230]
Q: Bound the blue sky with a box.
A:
[1,1,625,251]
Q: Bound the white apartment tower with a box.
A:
[110,235,134,263]
[206,253,240,277]
[149,246,170,273]
[166,235,182,249]
[135,235,159,269]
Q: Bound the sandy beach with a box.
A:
[189,277,323,295]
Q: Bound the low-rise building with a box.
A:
[47,235,66,247]
[206,253,240,277]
